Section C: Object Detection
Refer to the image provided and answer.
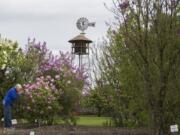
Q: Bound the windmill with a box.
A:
[68,17,95,70]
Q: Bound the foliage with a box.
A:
[59,63,85,124]
[21,76,60,125]
[0,38,23,119]
[92,0,180,134]
[86,84,114,117]
[20,40,87,125]
[0,37,88,125]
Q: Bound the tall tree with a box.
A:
[94,0,179,134]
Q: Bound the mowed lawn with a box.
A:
[76,116,111,126]
[56,116,111,126]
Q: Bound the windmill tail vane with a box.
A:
[88,22,96,27]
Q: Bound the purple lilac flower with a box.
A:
[119,1,129,10]
[24,39,89,94]
[34,43,41,50]
[112,30,117,35]
[171,0,176,5]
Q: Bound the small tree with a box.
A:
[0,38,23,119]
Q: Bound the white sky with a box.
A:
[0,0,114,54]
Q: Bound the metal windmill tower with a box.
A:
[68,17,95,70]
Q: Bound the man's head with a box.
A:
[15,84,23,94]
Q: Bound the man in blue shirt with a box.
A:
[2,84,23,128]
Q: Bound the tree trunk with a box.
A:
[97,108,102,117]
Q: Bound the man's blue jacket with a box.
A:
[3,87,19,106]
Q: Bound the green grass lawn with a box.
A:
[19,116,112,126]
[56,116,111,126]
[76,116,111,126]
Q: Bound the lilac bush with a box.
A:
[21,39,89,124]
[22,76,60,124]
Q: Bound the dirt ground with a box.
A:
[0,125,151,135]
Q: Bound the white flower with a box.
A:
[2,51,7,55]
[67,80,71,84]
[55,75,60,80]
[48,106,52,109]
[1,64,6,70]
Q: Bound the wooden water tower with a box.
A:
[68,17,95,69]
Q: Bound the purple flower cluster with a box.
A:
[171,0,176,5]
[22,75,60,115]
[38,49,75,73]
[40,53,61,72]
[20,38,90,123]
[25,38,48,55]
[119,0,129,10]
[40,50,87,84]
[24,38,89,97]
[23,75,58,93]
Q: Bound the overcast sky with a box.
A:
[0,0,113,54]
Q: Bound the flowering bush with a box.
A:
[20,39,89,125]
[0,38,24,119]
[0,39,19,69]
[40,53,86,124]
[22,76,61,124]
